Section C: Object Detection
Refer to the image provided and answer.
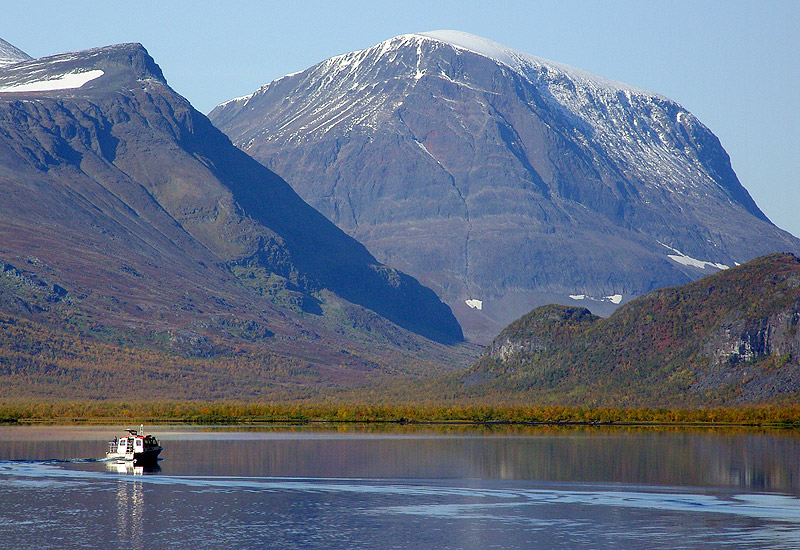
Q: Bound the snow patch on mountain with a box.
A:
[416,30,656,98]
[659,242,729,270]
[570,293,623,304]
[0,69,104,93]
[415,139,442,165]
[217,92,254,108]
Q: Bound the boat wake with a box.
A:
[2,457,102,465]
[1,458,799,531]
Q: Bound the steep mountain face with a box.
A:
[210,30,800,343]
[0,38,464,387]
[466,253,800,405]
[0,38,31,67]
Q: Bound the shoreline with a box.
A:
[2,403,799,430]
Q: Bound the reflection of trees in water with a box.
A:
[169,427,800,493]
[706,432,798,490]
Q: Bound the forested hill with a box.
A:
[461,253,800,406]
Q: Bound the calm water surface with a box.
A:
[1,424,799,549]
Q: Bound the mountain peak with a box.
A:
[209,31,799,342]
[395,30,659,98]
[0,38,32,67]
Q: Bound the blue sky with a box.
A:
[3,0,798,237]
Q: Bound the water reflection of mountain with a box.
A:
[0,426,797,494]
[162,427,800,493]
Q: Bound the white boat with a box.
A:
[106,425,162,465]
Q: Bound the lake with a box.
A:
[1,424,799,549]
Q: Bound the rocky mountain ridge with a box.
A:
[210,31,800,343]
[0,38,31,67]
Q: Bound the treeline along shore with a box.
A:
[1,402,799,428]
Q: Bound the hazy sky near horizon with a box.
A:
[3,0,798,237]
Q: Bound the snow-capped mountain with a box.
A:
[210,31,800,342]
[0,39,464,371]
[0,38,32,67]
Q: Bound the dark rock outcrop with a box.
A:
[486,305,598,361]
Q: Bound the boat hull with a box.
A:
[106,447,162,465]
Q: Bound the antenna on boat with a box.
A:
[140,423,144,435]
